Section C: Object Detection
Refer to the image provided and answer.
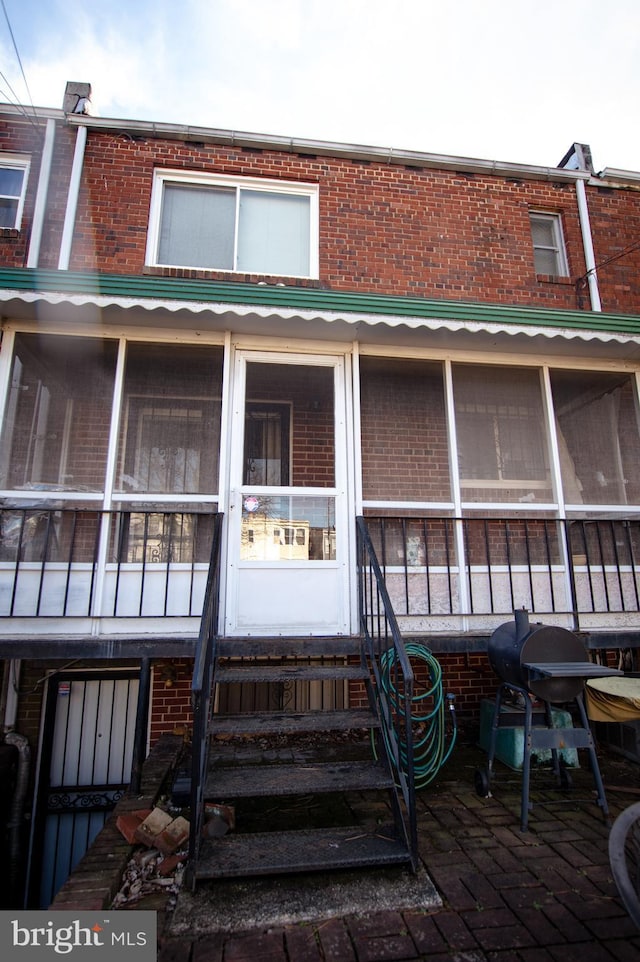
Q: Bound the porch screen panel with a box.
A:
[452,364,552,503]
[0,333,118,492]
[116,343,223,495]
[550,370,640,505]
[360,357,450,502]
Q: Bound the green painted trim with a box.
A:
[1,267,640,336]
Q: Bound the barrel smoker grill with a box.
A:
[477,609,622,830]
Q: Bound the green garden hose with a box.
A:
[376,642,457,789]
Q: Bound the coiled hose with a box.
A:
[376,643,457,790]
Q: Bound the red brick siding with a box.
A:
[0,118,77,269]
[68,134,593,310]
[585,182,640,314]
[3,121,639,315]
[149,659,193,744]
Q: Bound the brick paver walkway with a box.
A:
[158,743,640,961]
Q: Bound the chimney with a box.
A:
[63,82,94,115]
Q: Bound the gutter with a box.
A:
[62,113,591,184]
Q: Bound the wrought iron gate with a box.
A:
[29,670,140,907]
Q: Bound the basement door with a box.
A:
[29,671,140,907]
[224,351,351,636]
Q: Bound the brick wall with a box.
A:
[0,117,76,269]
[3,119,640,315]
[586,183,640,313]
[149,659,193,743]
[68,133,597,310]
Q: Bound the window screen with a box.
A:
[453,364,552,503]
[116,343,223,495]
[0,333,117,491]
[551,370,640,505]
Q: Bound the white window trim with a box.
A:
[0,153,30,231]
[530,210,569,277]
[146,168,319,278]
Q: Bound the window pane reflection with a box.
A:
[240,495,336,561]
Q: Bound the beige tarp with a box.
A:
[585,676,640,722]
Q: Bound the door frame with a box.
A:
[222,347,354,636]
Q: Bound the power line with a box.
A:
[1,0,38,122]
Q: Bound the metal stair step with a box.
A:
[194,826,412,879]
[209,708,379,736]
[217,637,361,658]
[204,759,393,798]
[216,664,368,684]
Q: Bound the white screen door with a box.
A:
[224,351,350,635]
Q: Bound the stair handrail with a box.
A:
[356,516,418,865]
[188,512,224,881]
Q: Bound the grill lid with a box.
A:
[487,610,613,702]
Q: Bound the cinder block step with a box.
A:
[216,664,368,684]
[209,708,379,736]
[204,759,393,798]
[194,826,412,879]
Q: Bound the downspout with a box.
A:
[26,118,56,269]
[58,123,87,270]
[575,178,602,312]
[4,731,30,901]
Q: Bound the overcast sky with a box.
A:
[1,0,638,173]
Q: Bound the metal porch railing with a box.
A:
[356,516,418,867]
[187,512,224,886]
[2,508,639,630]
[0,507,218,619]
[364,515,640,631]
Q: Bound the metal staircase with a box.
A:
[188,636,412,882]
[184,516,418,887]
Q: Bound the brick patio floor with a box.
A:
[157,741,640,961]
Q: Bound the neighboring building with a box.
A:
[1,83,640,903]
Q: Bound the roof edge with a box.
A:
[61,113,590,183]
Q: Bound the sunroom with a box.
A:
[0,305,639,640]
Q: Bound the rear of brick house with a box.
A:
[1,84,640,904]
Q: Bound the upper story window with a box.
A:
[0,154,30,230]
[146,170,319,278]
[529,211,569,276]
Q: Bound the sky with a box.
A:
[0,0,638,174]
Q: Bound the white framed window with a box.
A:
[529,211,569,276]
[0,154,30,230]
[146,169,319,278]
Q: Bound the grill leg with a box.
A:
[486,685,506,782]
[521,693,533,831]
[575,692,610,819]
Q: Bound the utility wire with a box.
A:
[0,0,40,128]
[1,0,36,114]
[0,75,41,130]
